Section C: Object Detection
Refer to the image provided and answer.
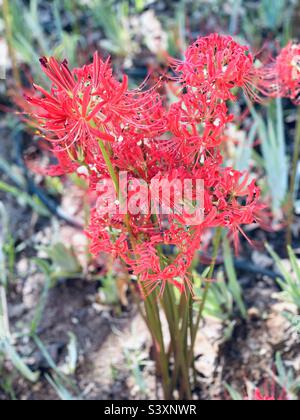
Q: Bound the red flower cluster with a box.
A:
[26,34,265,296]
[26,53,165,174]
[253,389,275,401]
[261,41,300,104]
[171,33,260,102]
[251,385,288,401]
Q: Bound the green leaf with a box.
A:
[45,373,77,400]
[0,180,50,217]
[61,332,78,376]
[1,341,39,383]
[248,98,288,214]
[266,243,300,308]
[30,259,53,335]
[224,383,243,401]
[44,243,82,275]
[223,237,247,319]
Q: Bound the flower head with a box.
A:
[262,42,300,103]
[252,385,288,401]
[254,389,275,401]
[26,53,165,169]
[24,35,264,296]
[171,33,260,101]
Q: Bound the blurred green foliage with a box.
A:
[267,244,300,309]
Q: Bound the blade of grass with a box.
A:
[223,236,247,319]
[0,179,50,217]
[45,373,77,400]
[30,259,53,335]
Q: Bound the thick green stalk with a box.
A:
[161,284,177,355]
[97,138,171,398]
[178,300,192,399]
[162,283,192,399]
[144,294,171,399]
[188,227,222,366]
[169,290,193,400]
[287,107,300,246]
[98,139,120,192]
[189,294,197,388]
[156,241,194,398]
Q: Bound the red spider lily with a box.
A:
[252,385,288,401]
[254,389,275,401]
[166,95,233,164]
[25,54,165,170]
[87,145,263,292]
[123,232,199,297]
[261,42,300,104]
[171,33,261,102]
[39,57,76,92]
[24,35,265,295]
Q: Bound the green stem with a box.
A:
[161,284,176,355]
[287,107,300,247]
[163,283,192,399]
[144,294,171,399]
[98,139,119,192]
[189,294,197,389]
[188,227,222,366]
[169,289,193,400]
[97,138,135,245]
[97,138,171,398]
[156,242,193,398]
[179,300,192,399]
